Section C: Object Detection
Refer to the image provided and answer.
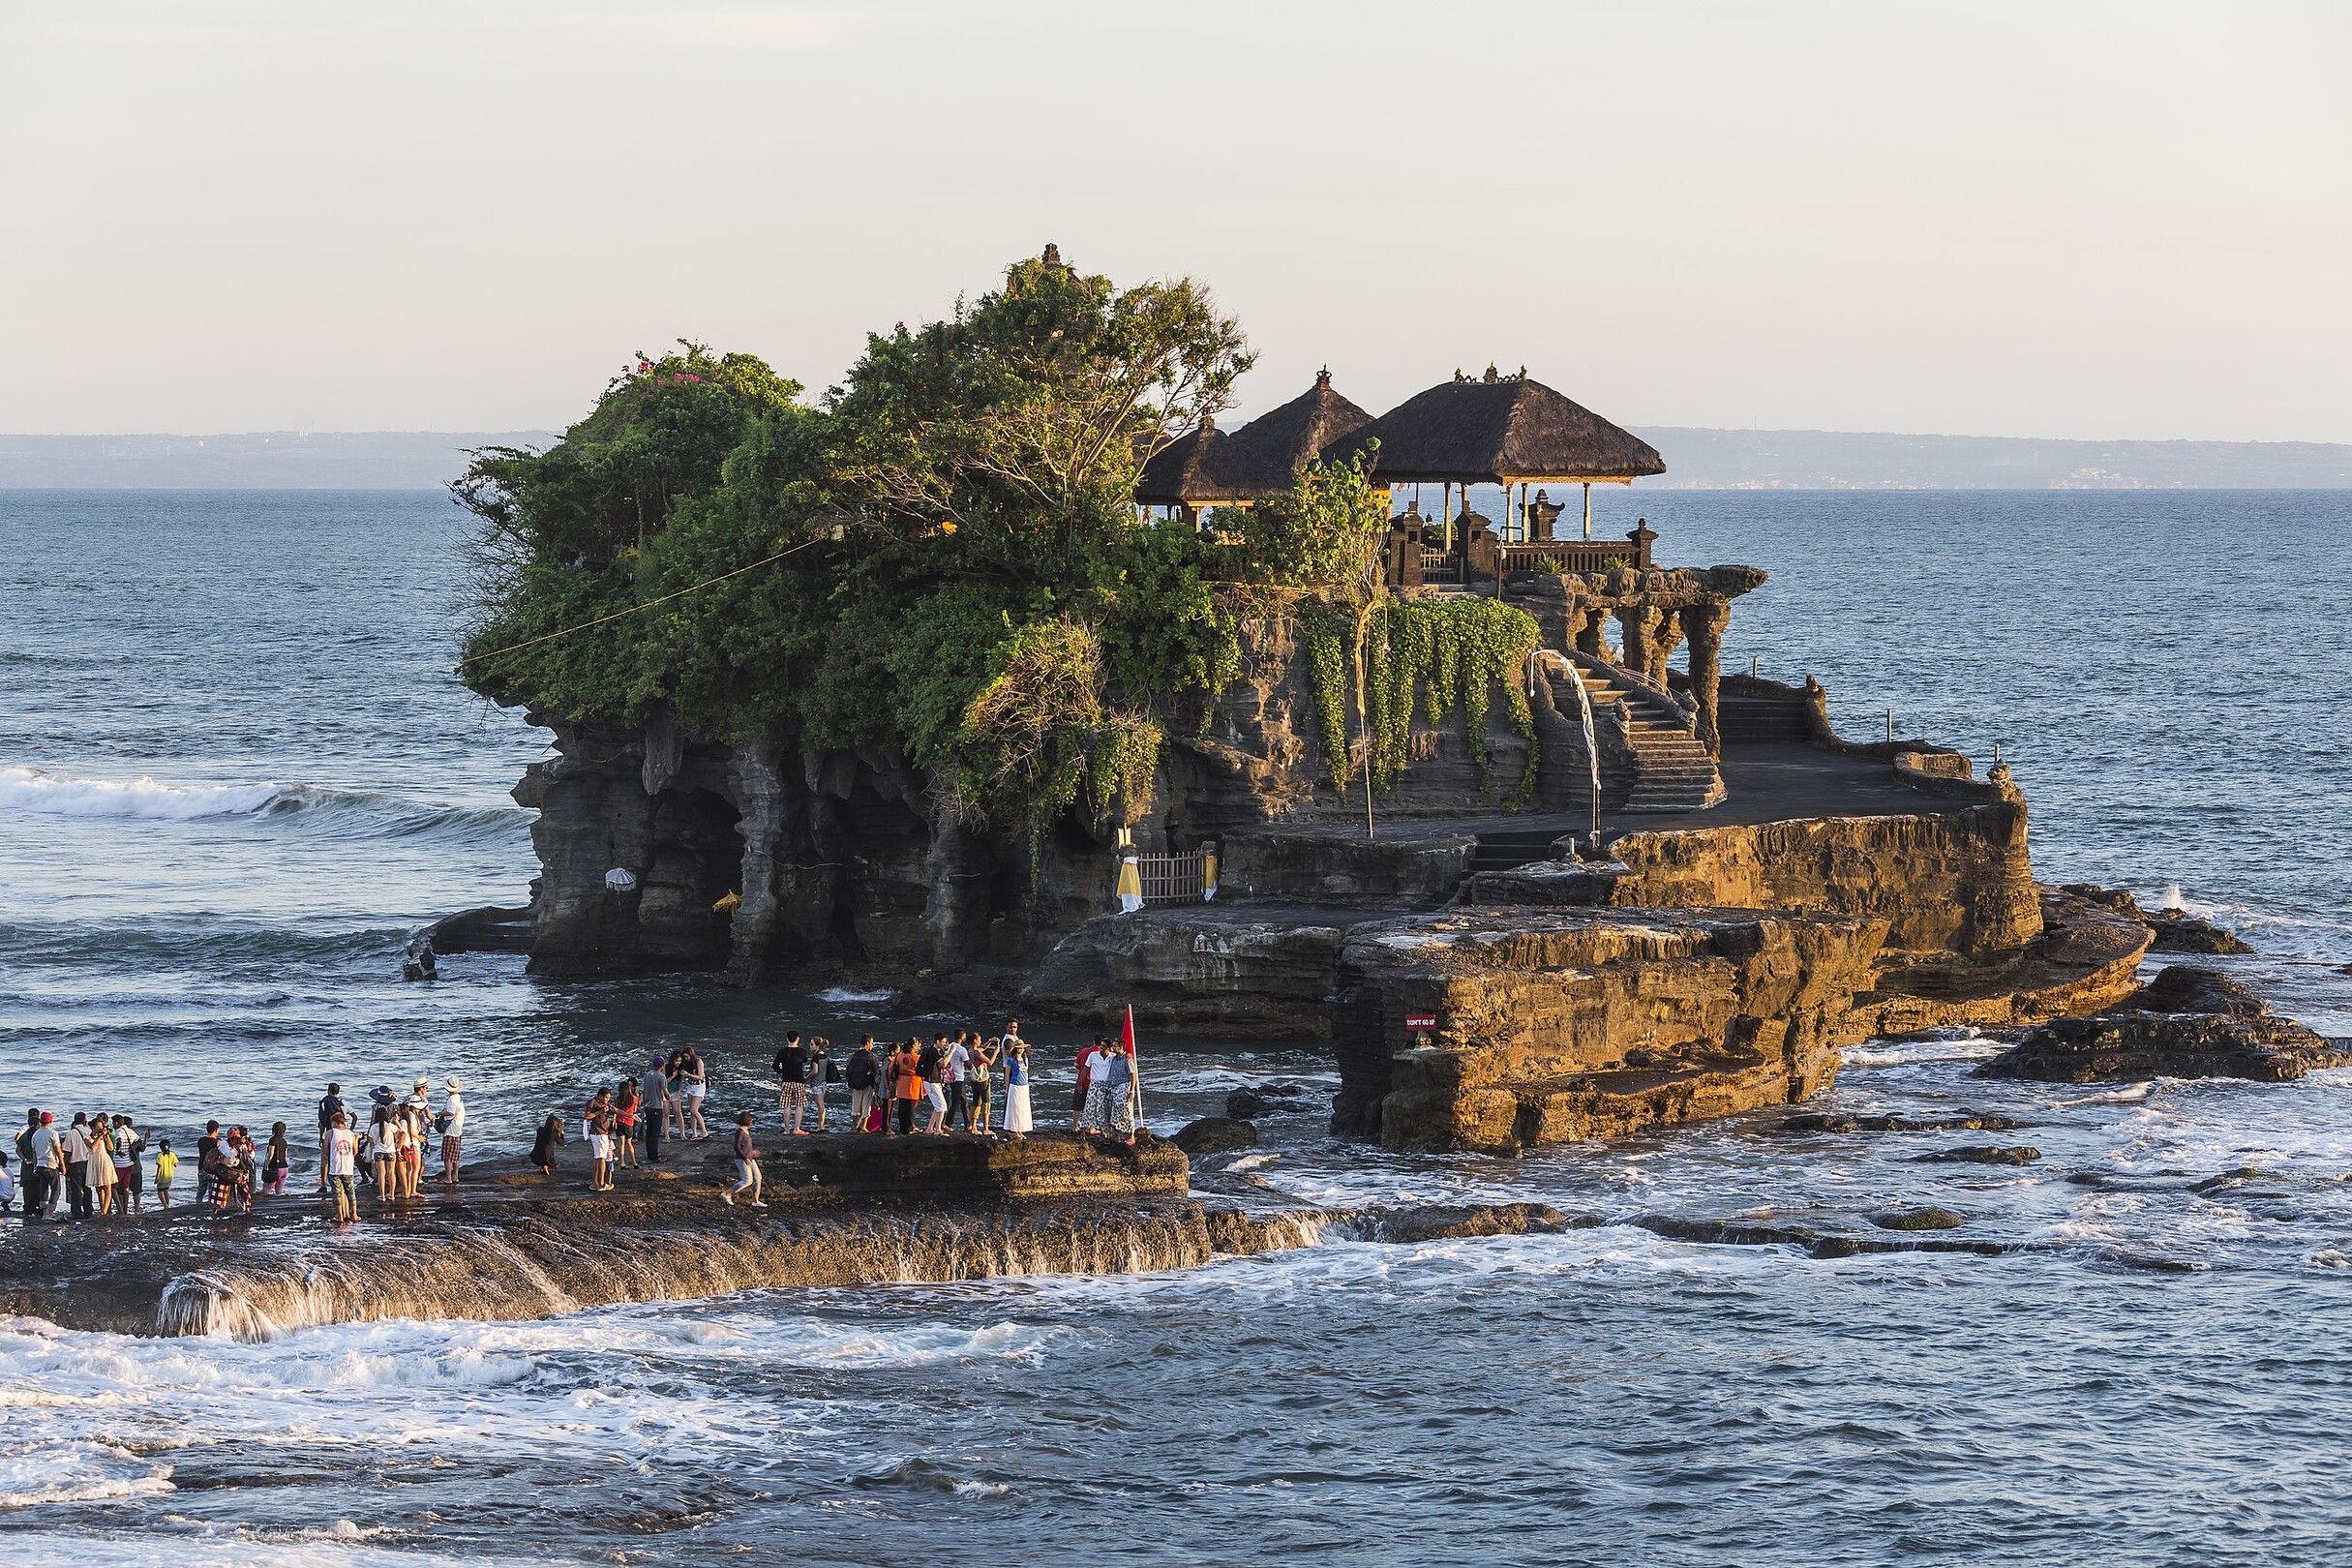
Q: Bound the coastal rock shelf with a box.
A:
[1332,906,1883,1153]
[0,1133,1576,1340]
[1981,965,2352,1084]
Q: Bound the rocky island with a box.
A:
[445,246,2287,1165]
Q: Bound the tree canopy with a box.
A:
[457,249,1395,855]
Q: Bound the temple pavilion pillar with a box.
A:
[1615,604,1660,680]
[1574,605,1611,661]
[1678,602,1731,757]
[1648,610,1684,688]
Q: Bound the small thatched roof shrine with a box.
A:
[1135,415,1257,507]
[1136,371,1373,509]
[1321,368,1665,486]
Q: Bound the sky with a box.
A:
[3,1,2347,441]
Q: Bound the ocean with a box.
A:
[4,487,2350,1564]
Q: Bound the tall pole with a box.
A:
[1582,481,1593,541]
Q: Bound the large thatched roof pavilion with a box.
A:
[1322,366,1664,545]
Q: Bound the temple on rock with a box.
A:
[486,351,2153,1163]
[1141,362,1740,811]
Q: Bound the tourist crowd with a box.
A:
[9,1076,467,1228]
[2,1019,1147,1225]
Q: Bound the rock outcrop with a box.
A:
[2057,883,2256,954]
[1331,906,1886,1152]
[1467,795,2042,955]
[1023,906,1366,1037]
[1979,965,2351,1083]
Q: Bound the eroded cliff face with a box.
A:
[508,604,1581,984]
[1466,793,2042,956]
[1331,908,1886,1153]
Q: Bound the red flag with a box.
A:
[1121,1004,1136,1058]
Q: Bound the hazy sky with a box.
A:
[4,1,2346,440]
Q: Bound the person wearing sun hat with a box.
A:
[438,1076,467,1186]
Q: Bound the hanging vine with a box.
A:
[1299,605,1354,786]
[1314,596,1542,807]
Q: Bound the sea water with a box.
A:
[3,488,2351,1563]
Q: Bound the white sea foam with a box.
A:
[0,1438,172,1507]
[0,765,283,822]
[813,985,896,1005]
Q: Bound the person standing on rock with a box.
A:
[439,1077,467,1186]
[368,1104,398,1208]
[939,1033,969,1132]
[920,1035,950,1134]
[316,1083,344,1193]
[1002,1039,1033,1140]
[323,1111,359,1225]
[262,1123,290,1197]
[585,1088,615,1191]
[845,1037,878,1133]
[773,1031,808,1134]
[639,1056,669,1164]
[806,1037,832,1131]
[968,1036,997,1139]
[678,1047,709,1140]
[723,1110,766,1208]
[86,1114,120,1218]
[1072,1039,1103,1132]
[890,1039,921,1136]
[615,1079,641,1170]
[63,1114,94,1220]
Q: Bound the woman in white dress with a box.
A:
[1001,1039,1034,1140]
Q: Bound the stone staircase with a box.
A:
[1468,827,1573,874]
[1553,655,1724,812]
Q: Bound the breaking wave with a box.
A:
[0,765,527,843]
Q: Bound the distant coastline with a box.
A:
[4,426,2348,491]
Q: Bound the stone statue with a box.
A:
[1527,490,1564,544]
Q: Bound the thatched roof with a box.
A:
[1321,369,1666,484]
[1220,369,1372,489]
[1136,372,1374,505]
[1134,415,1257,505]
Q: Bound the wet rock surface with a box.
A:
[1871,1207,1969,1231]
[1226,1081,1319,1119]
[2059,883,2255,953]
[1980,965,2351,1083]
[1914,1145,2041,1165]
[1173,1118,1259,1158]
[1777,1110,2023,1134]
